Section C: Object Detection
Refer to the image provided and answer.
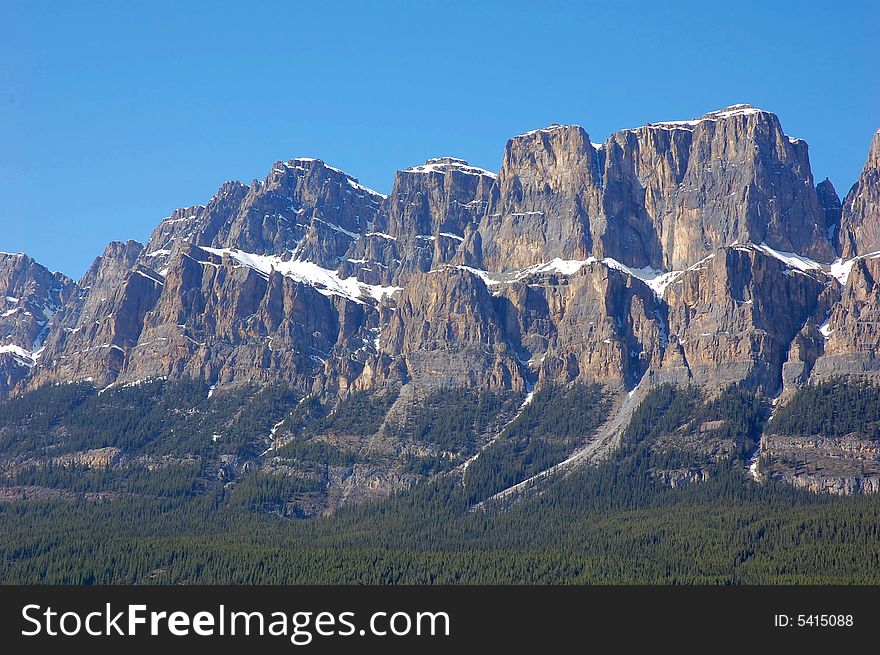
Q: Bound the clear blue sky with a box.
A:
[2,0,878,278]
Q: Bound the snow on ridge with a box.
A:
[828,250,880,286]
[515,124,575,138]
[455,266,504,286]
[405,158,497,178]
[0,343,35,367]
[728,242,880,287]
[198,247,400,303]
[639,104,770,132]
[519,257,595,277]
[601,258,682,297]
[279,159,388,199]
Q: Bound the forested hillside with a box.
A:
[1,378,879,584]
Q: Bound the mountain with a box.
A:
[0,252,74,395]
[3,105,880,515]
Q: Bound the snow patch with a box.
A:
[199,247,400,303]
[405,158,497,178]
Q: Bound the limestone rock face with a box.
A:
[28,241,163,388]
[144,159,384,270]
[493,263,664,390]
[816,178,842,250]
[0,253,75,394]
[811,255,880,378]
[658,246,829,390]
[840,130,880,257]
[598,106,834,270]
[363,267,525,390]
[121,245,375,394]
[342,158,495,286]
[478,125,601,270]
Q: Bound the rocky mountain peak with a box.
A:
[839,129,880,257]
[868,129,880,168]
[404,157,496,178]
[599,102,834,270]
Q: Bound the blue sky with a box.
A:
[2,0,878,277]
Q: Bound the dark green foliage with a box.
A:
[2,380,880,585]
[622,384,701,445]
[395,388,522,453]
[273,439,358,466]
[11,462,201,497]
[464,383,611,504]
[311,391,397,437]
[696,384,768,459]
[0,379,299,459]
[3,457,880,584]
[227,472,323,512]
[768,378,880,439]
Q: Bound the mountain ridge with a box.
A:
[2,103,880,510]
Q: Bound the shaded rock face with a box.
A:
[811,255,880,378]
[28,241,163,389]
[0,253,75,394]
[658,246,829,391]
[362,267,525,391]
[0,252,74,352]
[144,159,384,270]
[478,125,601,270]
[341,158,495,286]
[840,130,880,258]
[121,245,375,394]
[598,106,834,270]
[493,264,664,390]
[816,178,842,250]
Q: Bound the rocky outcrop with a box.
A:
[121,245,377,394]
[0,252,75,394]
[144,159,384,270]
[493,262,664,390]
[816,178,842,251]
[840,130,880,258]
[762,432,880,495]
[360,267,525,390]
[341,158,495,286]
[657,245,829,390]
[598,105,835,270]
[811,255,880,378]
[478,125,601,270]
[27,240,161,388]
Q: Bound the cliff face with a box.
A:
[4,105,880,502]
[478,125,601,270]
[0,253,75,394]
[657,246,829,390]
[811,255,880,378]
[341,158,496,286]
[27,240,157,389]
[120,245,375,395]
[840,131,880,258]
[597,106,834,270]
[144,159,385,271]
